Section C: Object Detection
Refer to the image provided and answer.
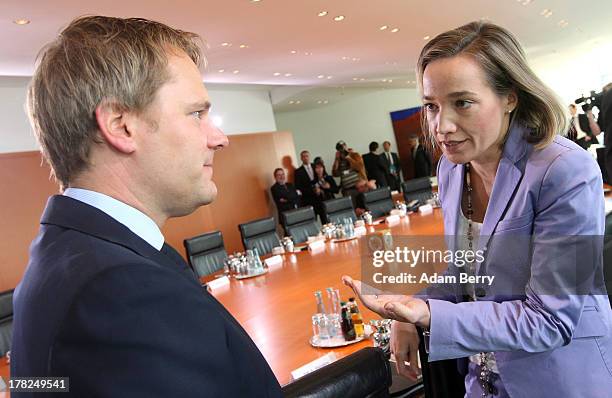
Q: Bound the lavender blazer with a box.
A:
[427,123,612,397]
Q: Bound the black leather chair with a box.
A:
[183,231,228,278]
[360,187,394,219]
[323,197,357,225]
[282,347,392,398]
[282,206,321,244]
[402,177,434,204]
[0,289,13,357]
[239,217,281,255]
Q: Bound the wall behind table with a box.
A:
[0,132,296,292]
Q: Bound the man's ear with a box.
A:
[94,101,137,154]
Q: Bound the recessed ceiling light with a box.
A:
[251,0,261,2]
[318,75,326,79]
[317,100,323,104]
[289,101,295,104]
[423,35,430,40]
[333,15,345,21]
[379,25,388,31]
[391,28,400,33]
[359,78,365,81]
[326,76,333,79]
[382,79,388,82]
[218,69,225,73]
[318,11,328,17]
[290,50,297,54]
[558,20,569,28]
[304,52,311,56]
[13,18,30,25]
[295,100,301,104]
[352,77,359,81]
[221,42,231,47]
[540,9,553,18]
[232,70,240,74]
[323,100,328,104]
[239,44,248,48]
[352,57,360,61]
[273,72,281,76]
[341,56,349,60]
[388,80,393,83]
[521,0,532,5]
[284,73,292,77]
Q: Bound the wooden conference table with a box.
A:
[205,208,444,386]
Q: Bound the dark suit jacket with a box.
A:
[362,152,388,187]
[270,182,300,214]
[601,89,612,179]
[412,145,432,178]
[295,164,316,205]
[11,195,282,397]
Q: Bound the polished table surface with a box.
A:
[206,208,445,386]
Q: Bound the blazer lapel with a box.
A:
[442,163,464,253]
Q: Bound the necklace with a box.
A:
[465,163,498,397]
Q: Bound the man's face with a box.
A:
[135,51,228,218]
[274,170,286,184]
[301,151,310,165]
[383,142,391,152]
[569,105,577,116]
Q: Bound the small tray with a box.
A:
[310,335,365,348]
[233,268,268,280]
[330,235,358,243]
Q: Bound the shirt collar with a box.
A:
[63,188,165,250]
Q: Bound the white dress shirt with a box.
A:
[63,188,164,250]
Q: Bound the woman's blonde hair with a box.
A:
[417,21,566,150]
[27,16,203,190]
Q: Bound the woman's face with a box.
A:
[422,54,516,165]
[315,164,325,177]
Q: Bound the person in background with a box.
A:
[332,140,361,196]
[347,150,368,181]
[381,140,402,190]
[353,178,377,217]
[311,161,339,222]
[270,167,300,222]
[409,135,433,178]
[11,15,283,397]
[294,150,316,209]
[343,20,611,398]
[601,83,612,179]
[566,103,600,149]
[362,141,389,187]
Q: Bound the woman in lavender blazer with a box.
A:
[344,21,612,397]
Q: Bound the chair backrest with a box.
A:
[0,289,13,357]
[322,197,357,225]
[239,217,281,255]
[281,347,392,398]
[402,177,433,204]
[282,206,321,244]
[360,187,394,219]
[183,231,228,278]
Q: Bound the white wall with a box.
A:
[0,77,37,153]
[0,78,277,154]
[274,88,421,169]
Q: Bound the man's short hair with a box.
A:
[273,168,284,177]
[27,16,203,190]
[368,141,379,152]
[300,150,310,156]
[383,141,391,146]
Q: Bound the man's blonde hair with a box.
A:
[417,21,566,150]
[27,16,203,189]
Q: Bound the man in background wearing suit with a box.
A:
[11,16,283,397]
[270,167,300,223]
[409,135,432,178]
[294,150,316,209]
[362,141,388,187]
[567,103,600,149]
[381,140,402,191]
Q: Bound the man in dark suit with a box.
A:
[294,150,316,208]
[567,103,599,149]
[381,140,402,191]
[362,141,388,187]
[601,84,612,180]
[270,167,300,221]
[409,135,432,178]
[11,16,282,397]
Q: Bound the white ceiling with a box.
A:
[1,0,612,111]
